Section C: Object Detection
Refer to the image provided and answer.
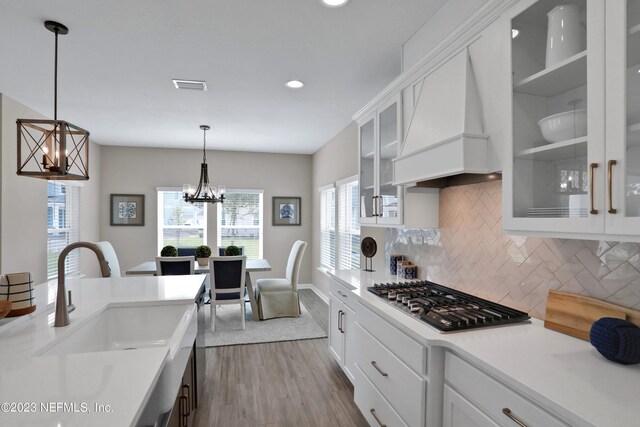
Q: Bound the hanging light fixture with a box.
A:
[183,125,225,204]
[16,20,90,180]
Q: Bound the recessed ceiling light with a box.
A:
[285,80,304,89]
[320,0,349,8]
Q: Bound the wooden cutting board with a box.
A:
[544,290,640,341]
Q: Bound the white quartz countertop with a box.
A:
[329,269,640,427]
[0,275,206,427]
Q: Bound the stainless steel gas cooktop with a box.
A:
[367,280,530,332]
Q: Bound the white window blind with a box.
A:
[47,182,80,279]
[157,190,207,254]
[338,178,360,270]
[217,190,263,259]
[320,185,336,269]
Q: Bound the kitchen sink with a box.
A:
[35,302,198,422]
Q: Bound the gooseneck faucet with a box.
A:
[55,242,112,327]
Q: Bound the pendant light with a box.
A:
[183,125,225,204]
[16,20,90,180]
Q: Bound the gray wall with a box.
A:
[0,94,102,284]
[99,146,313,284]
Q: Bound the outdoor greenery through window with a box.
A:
[47,182,80,279]
[157,190,207,254]
[217,190,263,259]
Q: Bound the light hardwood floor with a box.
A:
[193,289,368,427]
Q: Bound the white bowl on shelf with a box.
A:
[538,109,587,143]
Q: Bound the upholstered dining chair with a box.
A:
[95,241,121,277]
[209,255,247,330]
[255,240,307,320]
[155,256,195,276]
[177,247,197,257]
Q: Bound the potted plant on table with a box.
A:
[160,245,178,257]
[224,245,241,256]
[195,245,212,266]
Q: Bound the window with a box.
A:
[217,190,263,259]
[337,177,360,270]
[157,189,207,254]
[47,182,80,279]
[319,184,336,269]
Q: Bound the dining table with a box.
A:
[125,258,271,321]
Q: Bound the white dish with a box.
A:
[538,109,587,143]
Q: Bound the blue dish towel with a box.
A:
[589,317,640,365]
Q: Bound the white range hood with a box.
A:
[393,48,491,186]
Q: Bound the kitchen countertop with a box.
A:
[0,275,206,427]
[329,269,640,427]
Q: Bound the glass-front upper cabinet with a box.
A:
[605,0,640,234]
[358,94,403,226]
[504,0,606,235]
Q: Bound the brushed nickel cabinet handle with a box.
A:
[371,360,388,377]
[337,309,343,333]
[179,395,188,427]
[337,290,347,298]
[372,195,379,216]
[370,408,387,427]
[589,163,598,214]
[340,311,345,334]
[608,160,617,214]
[502,408,528,427]
[182,384,191,416]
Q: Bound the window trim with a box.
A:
[156,187,208,254]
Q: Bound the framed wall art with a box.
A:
[110,194,145,226]
[272,196,301,226]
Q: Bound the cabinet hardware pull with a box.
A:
[371,361,388,376]
[340,311,345,334]
[372,195,379,217]
[370,408,387,427]
[608,160,617,214]
[589,163,598,214]
[502,408,528,427]
[182,384,191,416]
[337,290,347,298]
[179,395,188,427]
[338,309,343,333]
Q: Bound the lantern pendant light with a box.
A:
[16,20,90,180]
[183,125,225,204]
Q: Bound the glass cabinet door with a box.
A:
[377,96,402,223]
[359,115,376,222]
[605,0,640,232]
[507,0,605,234]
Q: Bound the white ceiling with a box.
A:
[0,0,445,154]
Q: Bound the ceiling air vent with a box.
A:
[172,79,207,91]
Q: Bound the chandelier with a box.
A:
[16,21,90,180]
[183,125,225,204]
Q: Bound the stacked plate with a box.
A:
[526,207,588,218]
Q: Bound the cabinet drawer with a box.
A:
[329,279,355,309]
[354,365,408,427]
[357,302,427,374]
[445,353,569,427]
[355,323,425,427]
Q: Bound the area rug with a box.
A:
[204,301,326,347]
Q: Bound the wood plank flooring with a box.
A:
[299,288,328,334]
[193,289,368,427]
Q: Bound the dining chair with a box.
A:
[155,256,195,276]
[217,246,245,256]
[177,247,197,257]
[209,255,247,330]
[255,240,307,320]
[95,241,121,277]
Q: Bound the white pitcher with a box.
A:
[545,5,584,68]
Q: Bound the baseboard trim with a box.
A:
[298,283,329,304]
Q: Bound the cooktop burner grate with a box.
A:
[367,280,530,332]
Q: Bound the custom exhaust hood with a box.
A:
[393,48,497,188]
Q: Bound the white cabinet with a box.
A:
[504,0,640,239]
[445,352,569,427]
[359,94,404,226]
[328,279,356,381]
[443,385,499,427]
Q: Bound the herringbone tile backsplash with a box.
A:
[385,180,640,320]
